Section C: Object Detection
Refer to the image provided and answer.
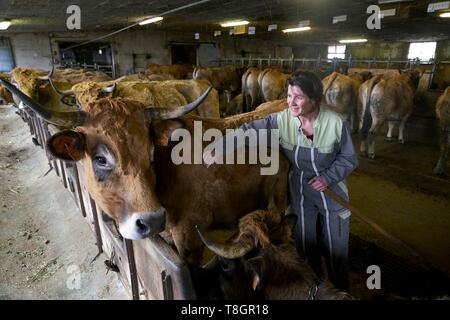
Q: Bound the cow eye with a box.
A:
[94,156,108,167]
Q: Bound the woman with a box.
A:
[204,70,358,289]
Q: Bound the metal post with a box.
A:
[428,60,437,89]
[317,54,321,72]
[291,53,295,72]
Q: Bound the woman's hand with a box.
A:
[308,176,328,192]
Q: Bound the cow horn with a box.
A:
[37,65,55,81]
[195,225,255,259]
[0,79,89,127]
[48,77,75,97]
[39,66,75,97]
[144,85,212,121]
[100,83,116,95]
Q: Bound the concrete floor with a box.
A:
[0,104,128,299]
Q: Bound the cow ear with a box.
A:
[46,130,86,161]
[151,119,185,147]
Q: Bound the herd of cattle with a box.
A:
[0,62,449,299]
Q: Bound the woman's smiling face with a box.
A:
[287,84,317,118]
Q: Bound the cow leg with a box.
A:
[368,118,383,159]
[386,121,396,142]
[433,129,449,175]
[398,113,411,144]
[359,140,367,158]
[349,112,357,134]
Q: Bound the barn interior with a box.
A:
[0,0,450,301]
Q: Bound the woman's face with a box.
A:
[287,85,317,118]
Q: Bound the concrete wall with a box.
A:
[436,40,450,60]
[6,30,202,76]
[9,33,53,70]
[345,41,410,59]
[5,30,450,77]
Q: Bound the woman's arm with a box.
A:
[321,122,358,185]
[203,113,279,165]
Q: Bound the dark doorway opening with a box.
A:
[171,44,197,65]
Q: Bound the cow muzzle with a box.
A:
[119,208,166,240]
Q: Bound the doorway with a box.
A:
[170,44,197,65]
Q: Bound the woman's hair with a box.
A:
[287,71,323,105]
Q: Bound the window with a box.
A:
[328,45,346,59]
[0,37,15,71]
[407,42,436,62]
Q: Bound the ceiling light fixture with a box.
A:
[339,38,368,43]
[439,12,450,17]
[220,20,249,27]
[0,20,11,30]
[282,26,311,33]
[139,16,163,25]
[378,0,412,3]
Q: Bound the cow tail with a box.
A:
[242,69,251,112]
[322,72,339,97]
[360,74,382,140]
[258,68,272,102]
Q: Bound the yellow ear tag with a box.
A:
[252,275,259,291]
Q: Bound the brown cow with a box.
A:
[193,66,241,102]
[359,70,421,159]
[433,64,450,90]
[115,73,175,82]
[434,87,450,175]
[145,63,193,80]
[0,72,14,105]
[2,79,289,266]
[322,71,372,132]
[224,93,244,116]
[196,210,353,300]
[258,68,290,102]
[10,67,111,110]
[242,67,261,112]
[66,79,220,118]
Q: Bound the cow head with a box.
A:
[1,78,212,240]
[196,211,297,299]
